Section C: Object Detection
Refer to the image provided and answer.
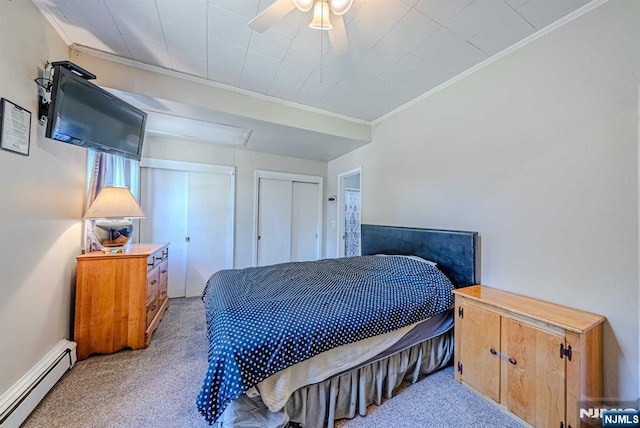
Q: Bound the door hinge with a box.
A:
[560,343,572,361]
[457,361,463,375]
[458,306,464,318]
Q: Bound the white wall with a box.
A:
[0,2,85,395]
[328,0,640,399]
[142,135,327,268]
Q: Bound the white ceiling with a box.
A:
[33,0,594,160]
[110,88,369,161]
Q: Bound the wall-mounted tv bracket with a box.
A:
[34,61,97,124]
[34,63,53,125]
[50,61,96,80]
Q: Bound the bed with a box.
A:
[197,225,479,427]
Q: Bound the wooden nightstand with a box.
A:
[453,285,604,428]
[74,243,170,360]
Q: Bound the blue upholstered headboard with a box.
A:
[360,224,479,288]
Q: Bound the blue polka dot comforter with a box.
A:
[196,255,455,424]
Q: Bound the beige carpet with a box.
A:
[23,297,521,428]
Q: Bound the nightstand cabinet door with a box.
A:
[504,319,565,427]
[456,302,501,402]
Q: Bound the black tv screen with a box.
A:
[45,65,146,161]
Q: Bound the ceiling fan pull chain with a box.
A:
[320,1,323,83]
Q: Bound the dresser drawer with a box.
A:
[158,260,168,285]
[158,288,167,304]
[147,248,167,270]
[146,291,159,328]
[147,266,160,298]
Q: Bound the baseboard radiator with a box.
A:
[0,340,77,427]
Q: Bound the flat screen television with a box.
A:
[45,64,147,161]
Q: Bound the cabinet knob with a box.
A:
[151,280,157,285]
[161,270,167,274]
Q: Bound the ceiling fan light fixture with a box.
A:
[329,0,353,15]
[309,1,332,30]
[293,0,314,12]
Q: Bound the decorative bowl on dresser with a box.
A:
[453,285,605,428]
[74,243,170,360]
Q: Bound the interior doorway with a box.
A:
[337,167,362,257]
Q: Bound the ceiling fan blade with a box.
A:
[328,14,348,55]
[248,0,296,33]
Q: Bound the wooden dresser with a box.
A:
[453,285,604,428]
[74,243,170,360]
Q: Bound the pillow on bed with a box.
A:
[375,254,437,266]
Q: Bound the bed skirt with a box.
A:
[215,328,454,428]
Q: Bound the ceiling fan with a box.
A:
[249,0,353,55]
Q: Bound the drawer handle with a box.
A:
[490,348,517,365]
[154,256,163,261]
[160,291,166,296]
[147,262,154,267]
[161,270,167,274]
[150,305,157,311]
[151,280,157,285]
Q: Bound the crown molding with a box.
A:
[70,45,371,127]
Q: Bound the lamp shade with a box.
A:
[84,187,145,219]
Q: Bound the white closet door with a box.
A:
[139,168,188,298]
[140,162,234,298]
[257,178,292,266]
[185,171,232,297]
[291,181,320,262]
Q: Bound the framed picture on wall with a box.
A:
[0,98,31,156]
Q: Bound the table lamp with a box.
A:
[84,186,146,253]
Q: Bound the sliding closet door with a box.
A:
[185,171,233,297]
[291,181,320,262]
[140,168,188,299]
[255,171,323,266]
[257,178,292,266]
[140,160,234,298]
